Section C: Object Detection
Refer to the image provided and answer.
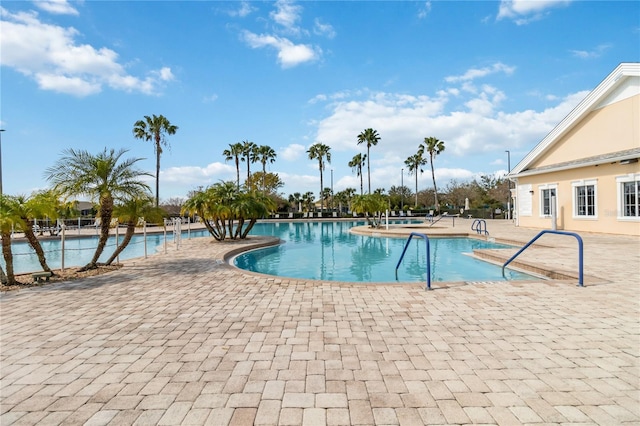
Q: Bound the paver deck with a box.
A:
[1,219,638,425]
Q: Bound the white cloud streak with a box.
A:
[497,0,572,25]
[33,0,78,16]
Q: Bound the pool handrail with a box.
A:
[501,230,584,287]
[395,232,432,290]
[471,219,488,235]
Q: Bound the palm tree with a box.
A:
[132,114,178,207]
[0,195,21,285]
[405,151,427,208]
[223,142,245,190]
[301,191,315,213]
[104,196,164,266]
[12,193,61,274]
[256,145,277,192]
[288,192,303,212]
[307,142,331,214]
[45,148,152,271]
[241,140,258,184]
[422,137,446,212]
[348,153,367,195]
[356,128,381,194]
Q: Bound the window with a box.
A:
[617,174,640,219]
[572,180,597,218]
[538,184,557,217]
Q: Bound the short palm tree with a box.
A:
[12,192,61,274]
[357,128,381,194]
[223,142,245,191]
[182,182,274,241]
[348,153,367,195]
[288,192,303,212]
[422,137,446,212]
[104,196,165,266]
[132,114,178,207]
[405,151,427,208]
[307,142,331,214]
[256,145,277,192]
[0,195,21,285]
[45,148,152,271]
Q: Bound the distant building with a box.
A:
[509,63,640,236]
[75,201,95,216]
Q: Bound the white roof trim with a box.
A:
[509,62,640,177]
[510,149,640,178]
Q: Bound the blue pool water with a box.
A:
[4,220,533,283]
[234,221,534,282]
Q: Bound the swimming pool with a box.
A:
[4,220,533,283]
[234,221,534,283]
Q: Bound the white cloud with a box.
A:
[570,44,612,59]
[33,0,78,15]
[445,62,516,83]
[228,1,255,18]
[242,31,320,68]
[270,0,302,33]
[417,1,432,19]
[497,0,572,25]
[311,85,587,173]
[161,163,235,185]
[0,8,174,96]
[280,143,306,161]
[313,18,336,39]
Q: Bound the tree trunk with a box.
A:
[235,157,240,191]
[319,161,324,214]
[22,218,53,274]
[415,172,419,207]
[156,143,161,207]
[104,222,135,265]
[1,231,17,286]
[367,147,371,194]
[431,163,439,213]
[83,196,113,271]
[0,264,7,285]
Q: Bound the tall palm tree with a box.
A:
[405,152,427,208]
[422,137,446,212]
[45,148,152,271]
[104,196,164,266]
[256,145,277,192]
[241,140,258,184]
[223,142,244,190]
[132,114,178,207]
[307,142,331,214]
[348,153,367,195]
[356,128,381,194]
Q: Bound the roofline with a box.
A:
[510,62,640,175]
[509,151,640,179]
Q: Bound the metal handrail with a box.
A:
[471,219,488,235]
[395,232,432,290]
[502,230,584,287]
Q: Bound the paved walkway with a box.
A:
[1,219,638,425]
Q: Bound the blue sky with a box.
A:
[1,0,639,202]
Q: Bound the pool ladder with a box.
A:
[471,219,488,235]
[395,232,432,290]
[502,230,584,287]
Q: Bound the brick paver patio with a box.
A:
[1,219,638,425]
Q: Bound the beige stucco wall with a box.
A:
[534,94,639,168]
[515,162,640,235]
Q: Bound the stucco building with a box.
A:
[509,62,639,236]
